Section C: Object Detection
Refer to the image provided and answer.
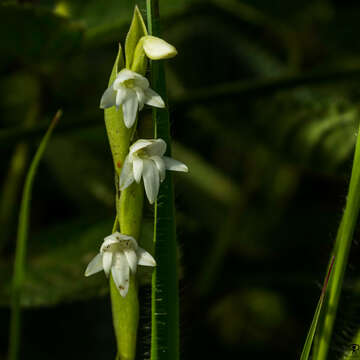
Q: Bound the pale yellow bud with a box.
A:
[142,36,177,60]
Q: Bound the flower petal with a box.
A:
[144,88,165,108]
[132,73,149,89]
[137,247,156,267]
[122,90,138,128]
[163,156,188,172]
[100,87,116,109]
[124,249,137,273]
[134,87,146,110]
[150,155,166,182]
[102,251,113,277]
[129,139,154,156]
[111,253,130,297]
[133,156,144,183]
[146,138,167,157]
[114,69,136,85]
[85,253,103,277]
[142,159,160,204]
[119,155,135,191]
[115,86,130,110]
[143,36,178,60]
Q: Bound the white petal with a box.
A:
[102,251,113,277]
[124,249,137,273]
[129,139,153,156]
[144,88,165,108]
[137,247,156,267]
[146,138,167,157]
[100,87,116,109]
[85,253,103,277]
[113,69,149,90]
[122,90,138,128]
[111,253,130,297]
[142,160,160,204]
[132,73,149,89]
[133,156,144,183]
[119,155,134,190]
[115,86,130,109]
[163,156,188,172]
[134,87,146,110]
[143,36,178,60]
[113,69,136,85]
[101,232,124,252]
[150,155,166,182]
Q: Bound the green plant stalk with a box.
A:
[315,127,360,359]
[104,14,147,357]
[0,105,38,252]
[110,182,144,359]
[8,110,61,360]
[146,1,180,360]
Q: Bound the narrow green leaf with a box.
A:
[8,110,61,360]
[125,5,148,69]
[300,256,335,360]
[314,123,360,359]
[147,1,179,360]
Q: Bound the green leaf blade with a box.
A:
[125,5,148,69]
[8,110,61,360]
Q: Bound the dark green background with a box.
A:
[1,0,360,358]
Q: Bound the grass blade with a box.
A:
[300,256,335,360]
[8,110,61,360]
[146,1,179,360]
[314,125,360,359]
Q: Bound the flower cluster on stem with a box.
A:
[86,15,187,298]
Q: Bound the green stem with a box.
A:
[314,125,360,359]
[147,1,179,360]
[8,110,61,360]
[0,105,38,252]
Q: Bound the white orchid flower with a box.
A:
[100,69,165,128]
[120,138,188,204]
[85,232,156,297]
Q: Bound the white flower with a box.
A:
[120,138,188,204]
[142,36,177,60]
[85,232,156,297]
[100,69,165,128]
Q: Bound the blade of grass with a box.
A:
[300,256,335,360]
[314,125,360,359]
[146,1,179,360]
[8,110,61,360]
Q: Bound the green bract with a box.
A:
[125,5,148,71]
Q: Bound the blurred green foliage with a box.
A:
[2,0,360,359]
